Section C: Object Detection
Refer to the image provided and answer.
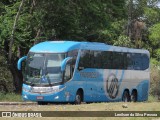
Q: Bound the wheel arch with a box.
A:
[131,88,138,102]
[76,88,84,102]
[122,88,130,101]
[131,89,137,94]
[122,88,130,97]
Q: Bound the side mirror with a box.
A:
[61,57,73,71]
[17,56,27,70]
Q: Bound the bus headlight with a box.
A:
[22,87,30,92]
[45,87,65,93]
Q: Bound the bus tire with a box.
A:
[131,90,137,102]
[75,91,82,104]
[122,91,130,102]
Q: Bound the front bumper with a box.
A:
[22,84,72,102]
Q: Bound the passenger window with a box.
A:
[78,50,91,69]
[141,54,149,70]
[112,52,124,69]
[101,51,112,69]
[93,51,102,68]
[127,53,133,70]
[123,53,128,69]
[132,53,142,70]
[78,50,149,70]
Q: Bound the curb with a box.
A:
[0,102,37,105]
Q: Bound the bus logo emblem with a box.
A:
[41,75,47,82]
[106,73,119,99]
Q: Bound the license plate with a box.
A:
[36,96,44,100]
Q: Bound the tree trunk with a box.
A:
[9,63,23,93]
[34,28,41,44]
[9,0,25,62]
[127,0,133,39]
[8,0,25,93]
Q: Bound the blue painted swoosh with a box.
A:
[118,70,125,86]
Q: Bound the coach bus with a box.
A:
[17,41,150,104]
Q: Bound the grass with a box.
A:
[0,94,160,120]
[148,95,159,102]
[0,93,22,102]
[0,101,160,111]
[0,93,158,102]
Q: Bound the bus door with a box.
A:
[78,50,98,101]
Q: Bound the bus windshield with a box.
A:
[25,52,66,86]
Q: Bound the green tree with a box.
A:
[149,23,160,59]
[113,35,135,48]
[0,0,33,92]
[0,0,127,92]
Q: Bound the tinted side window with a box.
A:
[90,51,94,68]
[126,53,149,70]
[127,53,133,69]
[101,51,112,69]
[67,50,78,58]
[78,50,149,70]
[67,50,78,69]
[123,53,128,69]
[79,50,91,69]
[93,51,102,68]
[132,53,142,70]
[141,54,149,70]
[112,52,124,69]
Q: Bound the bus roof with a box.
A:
[29,41,149,54]
[30,41,81,53]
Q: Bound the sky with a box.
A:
[157,2,160,7]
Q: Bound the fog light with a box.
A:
[54,96,59,99]
[23,95,28,99]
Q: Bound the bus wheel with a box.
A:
[122,91,130,102]
[131,90,137,102]
[75,91,82,104]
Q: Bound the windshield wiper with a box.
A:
[25,80,35,86]
[31,83,35,86]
